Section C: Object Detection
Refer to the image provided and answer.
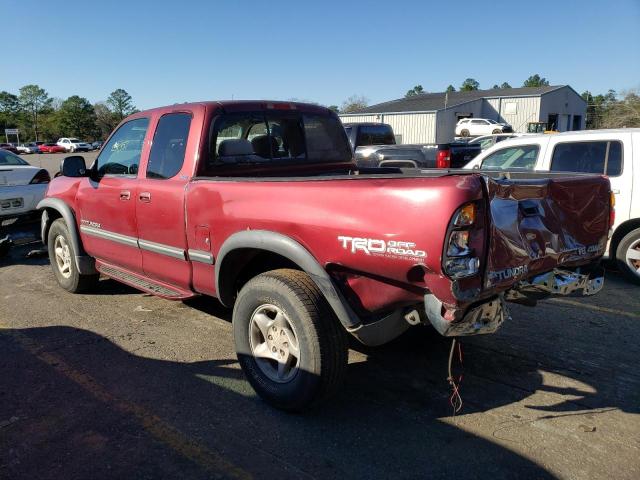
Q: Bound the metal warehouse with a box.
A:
[339,85,587,144]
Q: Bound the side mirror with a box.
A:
[473,164,480,170]
[60,155,87,177]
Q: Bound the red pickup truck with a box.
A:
[38,101,612,411]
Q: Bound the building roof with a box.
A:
[346,85,566,114]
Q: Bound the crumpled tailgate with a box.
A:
[483,175,611,289]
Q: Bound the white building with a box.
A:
[339,85,587,144]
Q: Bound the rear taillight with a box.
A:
[436,149,451,169]
[609,191,616,229]
[30,169,51,184]
[443,202,480,279]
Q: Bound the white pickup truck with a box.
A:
[464,128,640,283]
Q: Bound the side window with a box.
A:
[550,141,623,176]
[481,145,539,170]
[146,113,192,179]
[96,118,149,176]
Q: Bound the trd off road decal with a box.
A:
[338,236,426,261]
[81,219,102,229]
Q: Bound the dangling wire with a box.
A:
[447,338,464,415]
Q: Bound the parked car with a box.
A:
[26,142,44,153]
[0,149,50,219]
[0,143,19,154]
[464,128,640,283]
[91,141,104,151]
[467,133,530,151]
[57,137,92,152]
[455,118,513,137]
[39,100,611,411]
[39,143,66,153]
[344,122,482,168]
[16,144,32,154]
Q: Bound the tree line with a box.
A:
[0,85,137,143]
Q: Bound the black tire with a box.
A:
[233,269,348,411]
[47,218,99,293]
[615,228,640,285]
[460,129,470,137]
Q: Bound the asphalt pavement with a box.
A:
[0,154,639,479]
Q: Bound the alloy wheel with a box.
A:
[248,304,300,383]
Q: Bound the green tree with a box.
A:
[94,102,118,139]
[445,85,456,93]
[582,89,618,129]
[340,95,368,113]
[523,74,549,87]
[501,82,512,89]
[57,96,97,139]
[327,105,340,113]
[18,84,52,141]
[601,90,639,128]
[0,91,20,132]
[405,85,424,97]
[106,88,136,122]
[460,78,479,91]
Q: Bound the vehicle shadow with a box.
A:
[1,324,558,479]
[0,219,48,268]
[4,276,638,480]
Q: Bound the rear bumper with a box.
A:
[0,184,48,219]
[425,266,604,336]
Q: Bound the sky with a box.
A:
[2,0,639,110]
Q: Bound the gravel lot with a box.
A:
[1,153,639,479]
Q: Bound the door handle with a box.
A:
[139,192,151,203]
[119,190,131,201]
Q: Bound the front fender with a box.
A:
[37,197,96,275]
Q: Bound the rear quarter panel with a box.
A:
[185,174,485,309]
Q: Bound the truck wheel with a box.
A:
[47,218,99,293]
[460,129,470,137]
[616,228,640,284]
[492,129,502,134]
[233,269,348,411]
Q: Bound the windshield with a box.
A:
[0,150,28,166]
[69,138,82,143]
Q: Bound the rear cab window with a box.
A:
[201,110,352,175]
[481,144,540,170]
[355,125,395,146]
[550,140,622,176]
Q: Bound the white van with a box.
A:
[464,129,640,283]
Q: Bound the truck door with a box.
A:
[135,112,195,289]
[76,117,150,273]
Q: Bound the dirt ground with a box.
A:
[1,153,639,479]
